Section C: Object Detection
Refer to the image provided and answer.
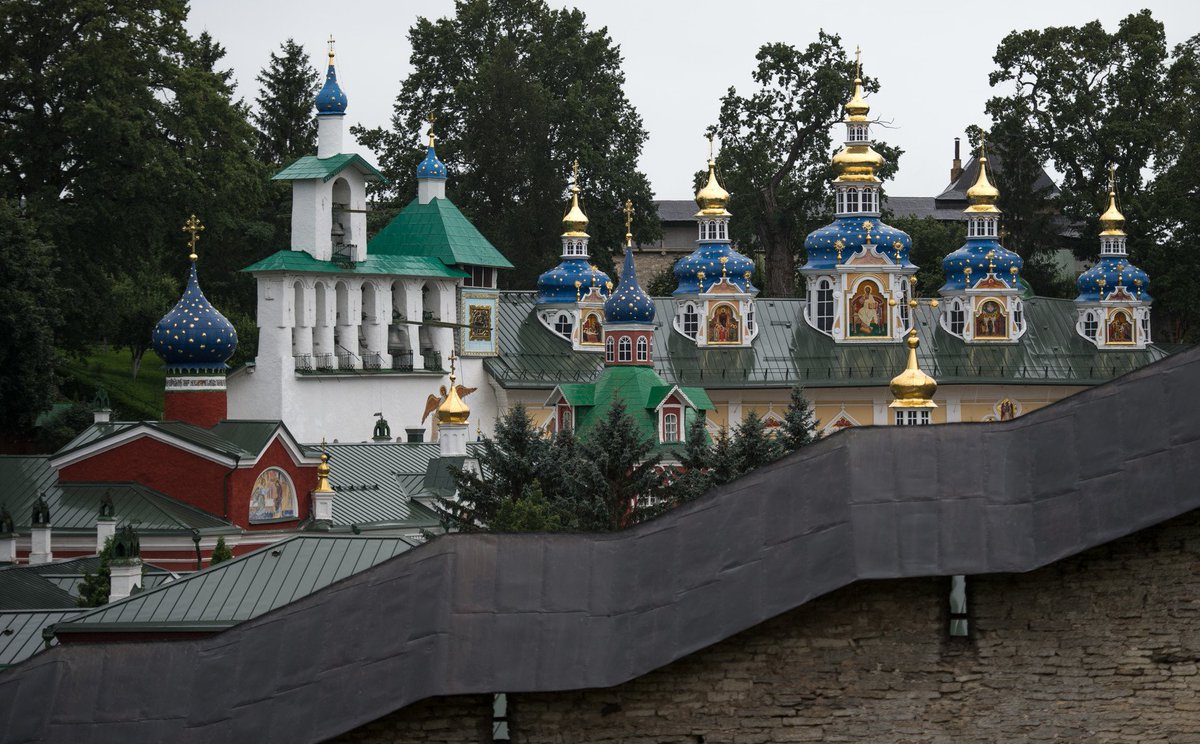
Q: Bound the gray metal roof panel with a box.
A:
[3,347,1199,742]
[325,442,466,527]
[0,610,80,669]
[0,570,77,611]
[655,199,699,223]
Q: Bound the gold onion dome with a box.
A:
[889,331,938,409]
[695,157,731,216]
[845,75,870,121]
[437,354,471,425]
[561,182,589,238]
[965,145,1001,214]
[832,146,884,182]
[314,446,334,494]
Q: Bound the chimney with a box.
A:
[92,388,113,424]
[108,525,143,603]
[311,447,336,530]
[96,490,116,553]
[950,137,963,183]
[29,494,52,565]
[0,505,15,563]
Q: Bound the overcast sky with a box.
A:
[188,0,1197,200]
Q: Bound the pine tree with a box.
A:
[253,39,320,165]
[709,427,739,486]
[77,537,114,608]
[580,400,661,530]
[667,418,713,504]
[209,536,234,566]
[780,385,818,453]
[732,411,784,476]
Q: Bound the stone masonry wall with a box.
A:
[339,510,1200,743]
[329,695,492,744]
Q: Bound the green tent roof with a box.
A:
[272,153,386,183]
[242,250,467,279]
[369,198,513,269]
[569,366,706,448]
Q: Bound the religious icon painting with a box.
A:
[580,311,603,345]
[847,280,888,338]
[996,398,1019,421]
[707,303,741,344]
[249,467,298,523]
[459,294,499,356]
[469,305,492,341]
[1107,309,1134,344]
[974,299,1008,339]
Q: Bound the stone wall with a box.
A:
[330,695,492,743]
[340,510,1200,743]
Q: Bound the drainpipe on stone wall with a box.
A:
[223,455,240,521]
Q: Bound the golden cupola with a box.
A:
[831,48,883,184]
[889,329,938,409]
[695,155,731,217]
[561,161,589,238]
[1098,172,1126,237]
[436,353,471,426]
[844,72,870,121]
[965,142,1001,214]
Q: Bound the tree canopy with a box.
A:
[354,0,659,287]
[711,33,900,297]
[253,39,320,166]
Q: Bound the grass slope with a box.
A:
[59,348,164,421]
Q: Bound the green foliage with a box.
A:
[253,39,319,165]
[711,33,900,297]
[209,536,234,566]
[780,386,818,453]
[354,0,659,288]
[106,265,179,379]
[77,537,114,608]
[580,400,661,530]
[0,200,60,433]
[664,418,714,505]
[886,216,959,295]
[732,411,783,475]
[34,403,94,454]
[645,265,679,297]
[708,427,739,487]
[58,348,165,421]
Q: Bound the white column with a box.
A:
[96,518,116,554]
[109,559,142,603]
[0,534,15,563]
[313,490,335,524]
[29,524,52,565]
[439,423,469,457]
[317,115,343,159]
[418,178,446,205]
[93,409,112,424]
[363,281,392,367]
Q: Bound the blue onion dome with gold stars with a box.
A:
[673,156,756,295]
[605,248,654,324]
[803,218,913,271]
[314,43,347,116]
[940,149,1023,292]
[416,133,448,180]
[152,261,238,370]
[537,175,610,305]
[1075,177,1151,303]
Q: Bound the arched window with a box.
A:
[709,222,718,240]
[636,336,648,361]
[618,336,632,362]
[899,279,910,329]
[746,305,755,336]
[836,191,845,214]
[683,304,699,338]
[605,336,614,362]
[1012,300,1024,332]
[949,299,966,337]
[663,413,679,442]
[554,313,572,338]
[846,189,859,213]
[718,222,727,240]
[1082,310,1099,340]
[815,278,834,332]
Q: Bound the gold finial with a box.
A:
[624,199,634,248]
[744,270,752,283]
[720,255,729,277]
[315,438,334,494]
[1099,162,1126,236]
[426,112,436,148]
[183,214,204,261]
[1134,277,1142,298]
[697,271,706,292]
[986,250,996,273]
[436,352,470,426]
[695,136,731,216]
[889,327,938,410]
[835,239,844,262]
[561,159,589,238]
[327,34,336,63]
[574,279,582,301]
[966,132,1001,213]
[844,46,870,120]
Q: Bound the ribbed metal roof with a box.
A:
[0,610,79,669]
[271,153,386,183]
[56,535,418,634]
[487,292,1174,389]
[0,569,77,610]
[369,197,514,269]
[0,457,238,534]
[24,556,177,599]
[325,443,444,528]
[242,250,467,278]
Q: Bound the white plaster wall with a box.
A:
[290,179,335,260]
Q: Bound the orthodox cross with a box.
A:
[623,199,634,247]
[979,130,988,159]
[327,34,336,60]
[182,214,204,261]
[706,132,714,160]
[571,158,580,187]
[427,112,437,147]
[1108,162,1117,192]
[854,46,861,78]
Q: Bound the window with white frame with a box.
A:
[846,188,859,213]
[1012,300,1024,332]
[663,412,679,442]
[718,222,727,240]
[683,304,699,338]
[895,410,931,426]
[815,278,834,332]
[746,305,755,336]
[861,188,875,213]
[899,279,910,328]
[605,336,614,361]
[554,313,572,337]
[836,190,846,214]
[618,336,632,362]
[1139,313,1150,342]
[949,299,966,337]
[636,336,648,361]
[1083,310,1099,340]
[464,266,496,288]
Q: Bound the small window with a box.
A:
[861,188,874,213]
[618,336,632,362]
[836,191,845,214]
[636,336,648,361]
[1083,311,1099,340]
[846,188,859,213]
[554,313,572,338]
[899,279,910,328]
[683,304,699,339]
[746,306,755,336]
[950,300,966,337]
[815,278,834,332]
[718,222,727,240]
[1139,314,1150,342]
[663,412,679,442]
[605,336,614,362]
[949,575,969,637]
[895,410,931,426]
[1012,301,1024,332]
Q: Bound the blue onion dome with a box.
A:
[314,46,348,116]
[605,248,655,324]
[152,261,238,369]
[416,133,447,180]
[673,244,756,294]
[1075,187,1151,302]
[536,260,610,305]
[803,217,913,272]
[940,152,1022,293]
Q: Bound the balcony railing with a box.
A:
[294,354,313,371]
[315,353,336,370]
[362,352,383,370]
[422,349,442,372]
[391,350,414,372]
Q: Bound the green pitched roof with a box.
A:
[369,198,513,269]
[488,292,1179,390]
[242,250,467,278]
[272,153,386,183]
[569,365,706,448]
[0,610,80,669]
[0,569,77,610]
[55,535,417,635]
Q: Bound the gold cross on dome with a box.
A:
[854,46,861,78]
[624,198,634,231]
[571,158,580,186]
[979,130,988,159]
[427,112,437,147]
[327,34,336,60]
[1108,162,1117,192]
[182,214,204,261]
[707,132,715,160]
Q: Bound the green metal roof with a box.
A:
[0,569,78,610]
[0,610,80,669]
[323,443,444,528]
[487,292,1178,389]
[55,534,417,635]
[271,153,386,183]
[0,457,237,534]
[207,420,284,456]
[565,365,706,447]
[242,250,467,278]
[369,198,514,269]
